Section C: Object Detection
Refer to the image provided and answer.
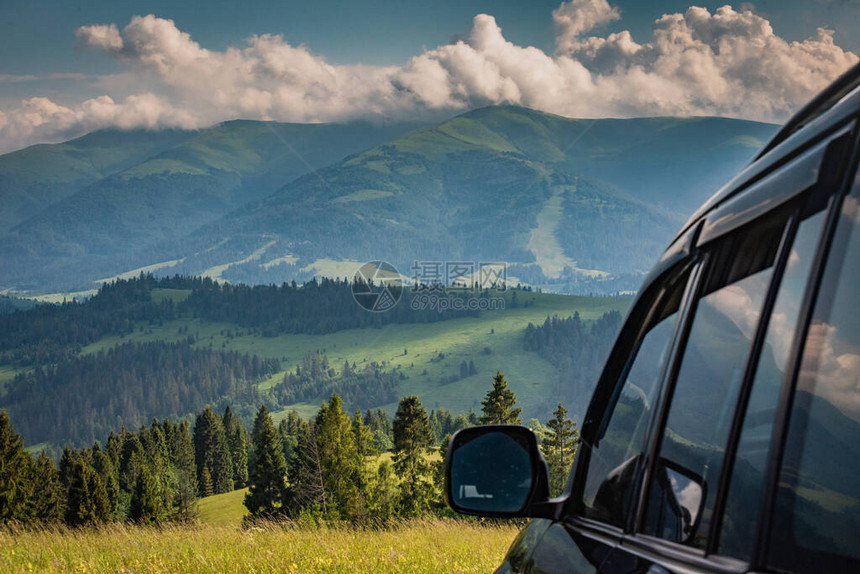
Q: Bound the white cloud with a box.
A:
[554,0,621,53]
[76,23,123,52]
[0,3,857,153]
[0,94,199,153]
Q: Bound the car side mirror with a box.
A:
[445,425,560,519]
[650,457,706,544]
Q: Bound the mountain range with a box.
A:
[0,107,778,295]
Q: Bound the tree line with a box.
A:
[0,274,521,367]
[0,371,578,527]
[3,341,278,446]
[272,351,400,409]
[524,311,623,419]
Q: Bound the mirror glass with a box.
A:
[450,429,534,513]
[646,458,706,544]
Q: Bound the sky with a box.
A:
[0,0,857,154]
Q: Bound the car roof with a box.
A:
[681,61,860,241]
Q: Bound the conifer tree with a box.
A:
[198,467,213,498]
[119,433,145,492]
[244,405,288,517]
[91,446,120,517]
[130,464,163,524]
[193,407,233,495]
[288,420,327,516]
[392,395,434,517]
[169,420,198,522]
[544,403,579,496]
[0,411,33,523]
[59,446,81,489]
[352,408,376,458]
[28,452,65,524]
[65,460,111,526]
[278,410,302,464]
[367,460,398,522]
[223,406,249,488]
[315,395,362,520]
[480,371,522,424]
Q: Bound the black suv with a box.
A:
[446,63,860,574]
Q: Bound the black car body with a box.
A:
[446,62,860,573]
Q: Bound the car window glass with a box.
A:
[581,274,688,528]
[719,209,826,559]
[643,212,787,548]
[770,178,860,572]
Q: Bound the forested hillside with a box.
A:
[0,274,628,448]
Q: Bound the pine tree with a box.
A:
[0,411,33,523]
[119,433,145,492]
[193,407,233,495]
[392,395,434,517]
[169,420,198,522]
[65,460,111,526]
[130,464,163,524]
[315,395,362,520]
[480,371,522,424]
[288,420,327,516]
[352,408,376,458]
[544,403,579,496]
[367,460,399,522]
[278,411,302,464]
[223,406,249,488]
[28,452,65,524]
[91,446,120,518]
[199,466,214,498]
[244,405,288,518]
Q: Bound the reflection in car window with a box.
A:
[719,210,826,559]
[644,213,786,548]
[770,181,860,572]
[581,275,687,528]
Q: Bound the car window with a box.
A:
[580,272,689,528]
[769,175,860,572]
[718,208,827,559]
[642,210,788,548]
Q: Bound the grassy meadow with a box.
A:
[0,485,520,574]
[0,520,519,573]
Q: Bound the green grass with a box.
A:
[150,288,193,304]
[0,520,518,573]
[198,488,250,526]
[78,292,629,421]
[0,364,19,392]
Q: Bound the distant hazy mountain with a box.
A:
[179,107,777,290]
[0,119,423,292]
[0,107,776,294]
[0,129,194,234]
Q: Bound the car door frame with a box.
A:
[556,115,859,573]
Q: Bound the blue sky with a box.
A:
[0,0,857,153]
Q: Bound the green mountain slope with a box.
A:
[0,129,195,233]
[0,120,423,292]
[0,107,776,294]
[179,107,776,289]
